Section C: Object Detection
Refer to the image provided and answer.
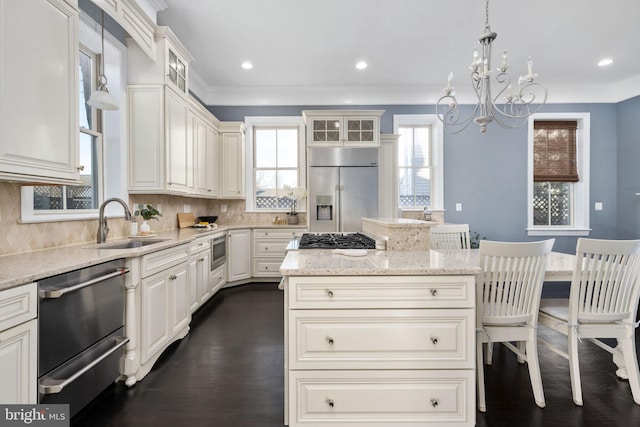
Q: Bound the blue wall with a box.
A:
[617,96,640,239]
[209,99,635,254]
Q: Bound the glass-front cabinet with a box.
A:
[303,111,383,147]
[168,49,187,92]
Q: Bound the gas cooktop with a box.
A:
[298,232,376,249]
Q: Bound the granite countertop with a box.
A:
[280,248,482,276]
[0,223,306,291]
[362,217,436,228]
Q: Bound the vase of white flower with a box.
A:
[280,185,306,224]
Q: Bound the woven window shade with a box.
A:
[534,121,579,182]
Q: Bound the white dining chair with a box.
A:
[476,238,555,412]
[430,223,471,249]
[538,238,640,406]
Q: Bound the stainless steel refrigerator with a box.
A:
[308,147,378,232]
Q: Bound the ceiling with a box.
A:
[156,0,640,106]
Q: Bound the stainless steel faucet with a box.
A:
[97,198,133,244]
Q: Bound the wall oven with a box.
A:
[38,259,129,418]
[211,233,226,270]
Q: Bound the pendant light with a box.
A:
[87,10,118,110]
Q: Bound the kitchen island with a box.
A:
[280,248,481,427]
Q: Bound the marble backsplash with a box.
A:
[0,182,305,256]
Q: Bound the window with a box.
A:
[244,117,306,212]
[393,115,444,210]
[527,113,590,236]
[21,13,127,223]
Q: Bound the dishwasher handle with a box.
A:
[39,268,129,299]
[38,336,129,395]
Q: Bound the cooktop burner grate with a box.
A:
[298,232,376,249]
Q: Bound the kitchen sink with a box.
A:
[95,239,169,249]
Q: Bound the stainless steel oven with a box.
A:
[211,233,226,270]
[38,259,129,418]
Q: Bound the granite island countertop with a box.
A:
[280,248,482,276]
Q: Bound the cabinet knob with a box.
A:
[199,258,205,262]
[326,290,334,297]
[430,398,439,408]
[327,399,334,408]
[265,247,269,250]
[208,189,212,192]
[77,165,85,171]
[167,181,173,185]
[430,336,439,345]
[327,337,334,345]
[430,288,438,296]
[169,275,177,280]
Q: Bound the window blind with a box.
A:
[533,121,579,182]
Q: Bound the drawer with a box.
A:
[254,229,305,239]
[141,244,190,278]
[289,369,474,427]
[253,259,284,277]
[190,237,210,254]
[0,283,37,332]
[288,276,475,309]
[290,309,473,369]
[253,239,290,257]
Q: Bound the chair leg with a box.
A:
[477,335,487,412]
[517,340,526,364]
[484,342,493,366]
[620,337,640,405]
[525,335,545,408]
[568,328,583,406]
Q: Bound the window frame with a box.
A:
[393,114,444,210]
[244,116,306,213]
[527,113,591,236]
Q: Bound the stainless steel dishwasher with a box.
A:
[38,259,129,417]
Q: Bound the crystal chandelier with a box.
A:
[436,0,547,133]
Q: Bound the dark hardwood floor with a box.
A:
[72,283,640,427]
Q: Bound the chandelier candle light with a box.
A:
[436,0,547,133]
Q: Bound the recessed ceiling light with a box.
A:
[355,61,367,70]
[241,61,253,70]
[598,58,614,67]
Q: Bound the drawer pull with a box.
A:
[169,275,177,280]
[265,247,269,250]
[327,399,334,408]
[326,290,334,297]
[430,336,439,345]
[430,398,439,408]
[199,258,205,262]
[327,337,334,345]
[430,288,438,296]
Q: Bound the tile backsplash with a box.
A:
[0,182,305,256]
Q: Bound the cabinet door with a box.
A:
[198,250,212,304]
[128,85,165,192]
[165,88,192,193]
[308,117,342,146]
[0,319,37,404]
[170,265,190,335]
[140,273,170,364]
[0,0,79,184]
[220,132,245,198]
[194,117,218,197]
[188,257,199,312]
[345,117,377,145]
[227,229,251,282]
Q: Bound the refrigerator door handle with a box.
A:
[335,184,342,232]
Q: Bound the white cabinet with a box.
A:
[139,244,190,366]
[211,263,227,296]
[128,25,192,94]
[193,114,219,198]
[227,229,251,282]
[284,275,476,427]
[302,111,383,147]
[0,283,38,404]
[189,237,212,313]
[252,229,305,278]
[219,123,245,198]
[0,0,80,184]
[128,85,219,196]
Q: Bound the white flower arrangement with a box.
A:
[280,185,307,215]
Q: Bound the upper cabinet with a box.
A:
[128,26,192,94]
[302,110,384,147]
[219,123,246,199]
[0,0,80,184]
